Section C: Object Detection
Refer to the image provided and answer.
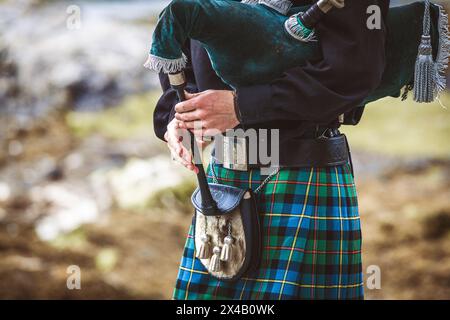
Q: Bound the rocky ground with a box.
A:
[359,159,450,299]
[1,156,449,300]
[0,105,449,299]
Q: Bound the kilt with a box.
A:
[173,162,364,300]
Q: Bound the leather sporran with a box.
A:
[191,183,262,281]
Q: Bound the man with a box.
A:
[154,0,389,300]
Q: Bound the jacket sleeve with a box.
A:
[153,41,198,141]
[235,0,388,125]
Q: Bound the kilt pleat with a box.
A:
[173,162,364,300]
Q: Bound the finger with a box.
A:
[178,158,197,173]
[167,128,200,174]
[175,98,197,114]
[173,142,184,158]
[178,120,205,130]
[167,134,188,160]
[169,137,191,162]
[175,111,202,122]
[166,128,196,166]
[169,145,195,171]
[167,142,182,160]
[168,146,184,166]
[167,132,181,149]
[192,128,221,137]
[190,129,207,138]
[177,121,189,130]
[175,138,200,174]
[179,145,193,164]
[203,128,221,137]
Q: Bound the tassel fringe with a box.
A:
[196,234,212,260]
[258,0,293,15]
[143,53,187,74]
[414,44,435,103]
[435,5,449,97]
[220,236,234,262]
[209,247,222,272]
[285,13,317,42]
[413,2,449,103]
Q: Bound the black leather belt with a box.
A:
[212,131,351,170]
[276,134,350,168]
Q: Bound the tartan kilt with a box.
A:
[173,162,364,300]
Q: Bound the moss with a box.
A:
[95,248,119,273]
[146,179,197,214]
[49,227,88,250]
[66,92,160,140]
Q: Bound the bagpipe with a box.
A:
[144,0,449,276]
[144,0,450,215]
[145,0,449,105]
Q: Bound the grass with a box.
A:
[146,179,197,213]
[341,92,450,158]
[50,227,88,250]
[66,92,160,140]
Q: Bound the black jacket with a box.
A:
[154,0,389,145]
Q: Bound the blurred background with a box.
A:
[0,0,449,300]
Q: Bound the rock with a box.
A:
[8,140,24,157]
[31,182,103,241]
[0,0,164,120]
[3,255,44,272]
[106,155,192,210]
[422,210,450,240]
[29,154,192,240]
[0,182,11,202]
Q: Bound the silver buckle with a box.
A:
[223,136,248,171]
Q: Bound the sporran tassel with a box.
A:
[220,236,234,262]
[413,0,436,103]
[196,234,212,259]
[209,246,222,272]
[220,221,234,262]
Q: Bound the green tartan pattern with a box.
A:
[173,162,364,300]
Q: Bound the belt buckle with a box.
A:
[223,136,248,171]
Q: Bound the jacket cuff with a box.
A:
[235,85,272,125]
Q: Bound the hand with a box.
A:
[174,90,240,137]
[165,118,211,173]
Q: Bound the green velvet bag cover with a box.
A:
[145,0,449,105]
